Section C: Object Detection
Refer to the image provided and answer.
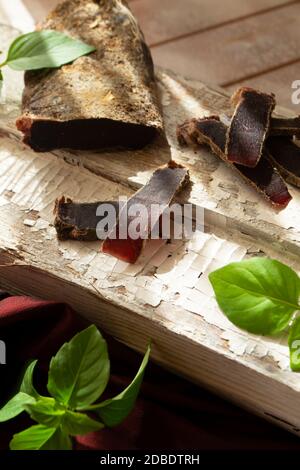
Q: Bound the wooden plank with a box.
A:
[1,132,300,436]
[2,2,300,437]
[226,61,300,110]
[151,3,300,86]
[21,0,297,46]
[131,0,294,46]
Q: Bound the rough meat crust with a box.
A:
[16,0,163,151]
[225,87,276,167]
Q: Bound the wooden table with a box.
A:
[1,0,300,437]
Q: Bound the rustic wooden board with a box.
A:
[1,3,300,437]
[131,0,294,46]
[152,3,300,90]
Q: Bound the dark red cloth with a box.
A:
[0,295,299,450]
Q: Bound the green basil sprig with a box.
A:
[0,325,150,450]
[209,257,300,372]
[0,30,96,81]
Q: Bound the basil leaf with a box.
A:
[25,397,65,427]
[9,424,57,450]
[2,30,95,71]
[85,344,150,427]
[209,258,300,335]
[20,360,41,399]
[41,427,72,450]
[0,392,35,422]
[62,411,103,436]
[289,317,300,372]
[47,325,110,408]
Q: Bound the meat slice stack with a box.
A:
[177,86,300,209]
[178,116,291,208]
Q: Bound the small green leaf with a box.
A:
[0,69,3,80]
[209,258,300,335]
[2,30,96,71]
[41,427,72,450]
[84,344,150,427]
[47,325,110,408]
[62,410,104,436]
[0,392,35,422]
[9,424,57,450]
[20,360,41,399]
[25,397,65,427]
[289,316,300,372]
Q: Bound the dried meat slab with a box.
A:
[16,0,163,152]
[267,137,300,188]
[102,161,190,263]
[177,117,291,208]
[270,116,300,137]
[54,196,119,241]
[225,87,276,167]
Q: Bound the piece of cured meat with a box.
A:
[225,87,276,167]
[16,0,163,151]
[177,116,291,208]
[270,116,300,137]
[54,196,120,241]
[267,136,300,188]
[102,161,190,263]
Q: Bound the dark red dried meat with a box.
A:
[267,137,300,188]
[102,161,190,263]
[54,196,120,241]
[226,87,276,167]
[177,116,291,208]
[270,116,300,137]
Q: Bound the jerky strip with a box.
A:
[267,137,300,187]
[270,116,300,137]
[102,161,190,264]
[54,196,119,241]
[16,0,163,151]
[226,87,276,167]
[177,117,291,208]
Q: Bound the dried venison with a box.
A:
[54,196,119,241]
[267,137,300,188]
[270,116,300,137]
[102,161,190,263]
[177,117,291,208]
[226,87,276,167]
[16,0,163,151]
